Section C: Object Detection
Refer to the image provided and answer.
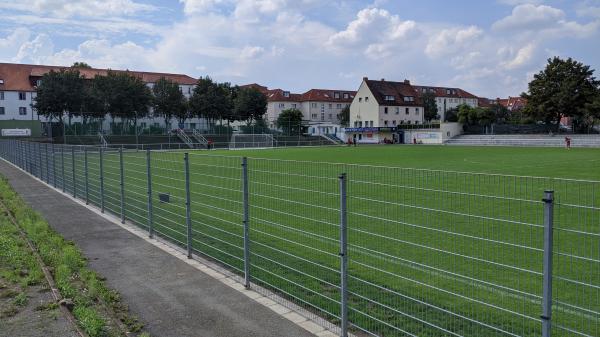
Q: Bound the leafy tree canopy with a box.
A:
[71,62,92,69]
[422,92,439,121]
[152,77,188,125]
[33,69,87,121]
[523,57,600,131]
[276,108,304,135]
[337,105,350,127]
[234,87,267,124]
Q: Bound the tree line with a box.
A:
[33,65,267,132]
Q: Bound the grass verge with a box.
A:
[0,176,148,337]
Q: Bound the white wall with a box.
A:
[441,122,463,141]
[349,81,379,127]
[0,90,39,121]
[436,97,478,121]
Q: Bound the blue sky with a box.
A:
[1,0,599,98]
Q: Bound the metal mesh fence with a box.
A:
[0,139,598,337]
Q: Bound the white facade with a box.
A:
[348,79,424,143]
[0,90,39,121]
[435,96,478,120]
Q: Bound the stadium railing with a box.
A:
[1,139,598,337]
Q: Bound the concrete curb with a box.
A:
[1,158,349,337]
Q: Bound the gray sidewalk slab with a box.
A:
[0,160,316,337]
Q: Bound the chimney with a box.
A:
[404,79,410,84]
[363,77,368,81]
[381,78,385,82]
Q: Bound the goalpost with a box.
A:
[229,134,275,149]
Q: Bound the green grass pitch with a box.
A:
[52,145,598,337]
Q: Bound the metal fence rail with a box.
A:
[0,139,598,337]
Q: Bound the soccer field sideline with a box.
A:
[3,140,599,337]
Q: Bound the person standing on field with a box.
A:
[565,136,571,149]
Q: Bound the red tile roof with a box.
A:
[244,83,356,103]
[502,96,527,111]
[0,62,197,92]
[300,89,355,102]
[413,85,478,99]
[364,79,422,106]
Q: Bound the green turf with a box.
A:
[19,144,600,337]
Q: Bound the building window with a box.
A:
[416,108,420,115]
[312,114,317,119]
[384,120,388,126]
[279,103,285,108]
[0,91,4,100]
[321,104,325,113]
[321,113,325,121]
[0,107,4,115]
[19,107,27,115]
[337,104,342,108]
[292,104,297,108]
[384,107,388,114]
[334,92,340,99]
[395,107,399,114]
[405,108,409,115]
[343,93,349,99]
[329,104,333,109]
[18,92,26,100]
[392,120,396,126]
[403,96,414,102]
[407,120,411,125]
[359,98,362,102]
[329,114,332,119]
[312,103,317,108]
[400,120,404,124]
[384,95,394,101]
[365,97,369,102]
[283,91,290,98]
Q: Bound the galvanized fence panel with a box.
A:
[0,140,598,337]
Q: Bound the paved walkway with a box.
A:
[0,160,316,337]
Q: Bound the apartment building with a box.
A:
[0,62,198,130]
[413,85,479,121]
[348,78,424,143]
[242,84,355,126]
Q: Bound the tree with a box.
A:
[91,71,152,133]
[523,57,600,132]
[189,77,233,129]
[276,108,304,135]
[72,62,92,69]
[33,69,88,128]
[457,104,474,124]
[152,77,188,128]
[337,105,350,126]
[422,92,439,121]
[445,108,458,122]
[581,90,600,132]
[233,87,267,124]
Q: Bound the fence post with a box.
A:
[119,148,125,224]
[339,173,348,337]
[184,152,192,259]
[84,147,89,205]
[100,147,105,213]
[45,143,50,184]
[242,157,250,289]
[61,145,65,192]
[146,149,153,238]
[541,190,554,337]
[38,142,42,180]
[52,144,57,188]
[71,146,76,198]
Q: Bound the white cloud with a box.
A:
[179,0,228,14]
[425,26,483,59]
[0,0,156,18]
[502,43,536,69]
[327,8,417,49]
[240,46,265,60]
[0,28,31,60]
[493,4,564,31]
[14,33,54,64]
[43,39,150,69]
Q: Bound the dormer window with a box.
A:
[283,91,290,98]
[446,89,451,95]
[0,79,4,85]
[334,92,340,99]
[384,95,395,101]
[403,96,414,102]
[343,93,349,99]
